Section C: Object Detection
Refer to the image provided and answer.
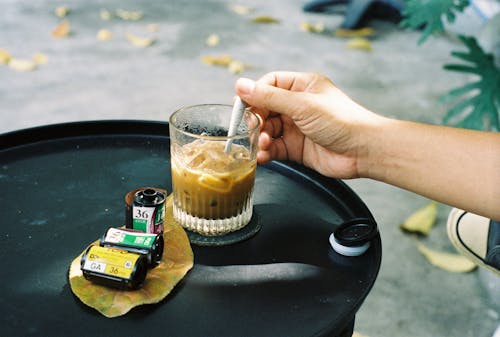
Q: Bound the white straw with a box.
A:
[224,97,247,153]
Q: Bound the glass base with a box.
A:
[173,203,253,236]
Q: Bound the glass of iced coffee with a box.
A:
[169,104,260,236]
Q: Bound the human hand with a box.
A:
[235,71,381,179]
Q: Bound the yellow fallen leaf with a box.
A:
[116,9,143,21]
[353,332,369,337]
[201,54,248,74]
[147,23,160,32]
[126,33,155,48]
[201,54,233,66]
[300,21,325,33]
[0,49,11,64]
[9,58,37,72]
[335,27,375,38]
[69,194,194,317]
[55,5,69,18]
[229,4,254,15]
[400,202,437,236]
[32,52,49,65]
[228,60,247,74]
[52,19,70,38]
[97,29,113,41]
[346,37,372,51]
[251,15,280,24]
[100,9,112,20]
[206,34,220,47]
[416,240,477,273]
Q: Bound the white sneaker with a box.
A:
[447,208,500,276]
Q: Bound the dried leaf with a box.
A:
[33,53,49,65]
[201,54,248,74]
[55,5,69,18]
[353,332,370,337]
[52,19,70,38]
[201,54,233,67]
[147,24,160,33]
[0,49,11,64]
[126,33,155,48]
[9,58,37,72]
[346,38,372,51]
[206,34,220,47]
[400,202,437,236]
[97,29,113,41]
[100,9,112,20]
[300,21,325,33]
[335,27,375,38]
[229,4,254,15]
[116,9,143,21]
[251,15,280,24]
[416,240,477,273]
[228,60,247,74]
[69,194,194,317]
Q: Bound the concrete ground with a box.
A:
[1,0,498,336]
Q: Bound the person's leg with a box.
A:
[302,0,404,29]
[447,208,500,275]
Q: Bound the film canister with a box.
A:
[127,188,166,234]
[329,218,378,257]
[80,245,148,290]
[100,227,164,267]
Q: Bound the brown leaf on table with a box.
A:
[0,49,11,64]
[346,38,373,51]
[335,27,375,38]
[400,202,437,236]
[69,194,194,318]
[251,15,280,24]
[9,58,38,72]
[126,33,155,48]
[52,19,70,38]
[415,240,477,273]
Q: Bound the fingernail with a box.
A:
[236,78,255,96]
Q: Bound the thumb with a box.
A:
[235,78,305,118]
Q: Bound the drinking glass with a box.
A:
[169,104,260,236]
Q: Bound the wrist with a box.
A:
[355,114,395,180]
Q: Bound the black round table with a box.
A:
[0,120,381,337]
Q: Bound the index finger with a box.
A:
[257,71,320,92]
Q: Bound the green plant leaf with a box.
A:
[441,35,500,131]
[444,81,481,100]
[400,0,469,44]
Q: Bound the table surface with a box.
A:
[0,120,381,337]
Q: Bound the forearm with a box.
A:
[358,117,500,220]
